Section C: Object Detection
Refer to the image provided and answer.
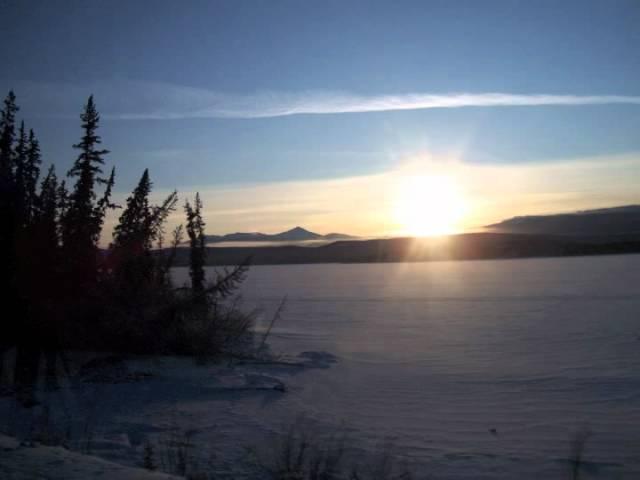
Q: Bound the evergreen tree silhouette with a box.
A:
[0,91,18,181]
[113,168,152,252]
[37,166,60,252]
[62,95,111,287]
[14,121,28,227]
[56,179,69,228]
[110,169,177,307]
[96,166,116,246]
[0,91,251,389]
[8,117,43,404]
[111,168,154,295]
[0,92,19,254]
[0,91,19,382]
[24,129,42,224]
[185,193,206,297]
[33,166,63,389]
[113,168,177,254]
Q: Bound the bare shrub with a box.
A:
[569,426,592,480]
[257,420,413,480]
[158,427,196,477]
[349,439,413,480]
[30,403,72,448]
[143,441,156,470]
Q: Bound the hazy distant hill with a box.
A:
[204,226,356,243]
[167,232,640,266]
[486,205,640,236]
[164,207,640,266]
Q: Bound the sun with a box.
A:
[393,175,467,237]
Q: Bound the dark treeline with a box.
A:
[0,92,251,404]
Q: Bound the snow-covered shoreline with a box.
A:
[0,351,338,479]
[0,432,181,480]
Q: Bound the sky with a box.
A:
[1,0,640,238]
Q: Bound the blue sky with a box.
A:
[1,0,640,235]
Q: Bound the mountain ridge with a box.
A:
[165,232,640,266]
[204,226,356,243]
[486,205,640,236]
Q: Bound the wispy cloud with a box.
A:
[7,80,640,120]
[121,91,640,120]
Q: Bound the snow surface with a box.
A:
[188,255,640,478]
[1,254,640,479]
[0,433,180,479]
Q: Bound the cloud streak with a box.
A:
[117,89,640,120]
[5,80,640,120]
[6,80,640,120]
[242,92,640,118]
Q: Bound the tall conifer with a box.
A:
[185,193,206,296]
[62,96,111,285]
[0,91,19,382]
[24,129,42,224]
[14,121,28,226]
[0,91,18,181]
[113,169,152,252]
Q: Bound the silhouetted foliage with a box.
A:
[36,166,60,251]
[62,95,113,288]
[208,258,251,301]
[0,90,252,402]
[14,121,28,226]
[96,166,117,233]
[24,129,41,224]
[0,90,18,179]
[164,224,184,271]
[102,169,179,348]
[113,169,153,251]
[0,91,19,384]
[185,193,206,297]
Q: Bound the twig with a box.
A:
[259,296,287,352]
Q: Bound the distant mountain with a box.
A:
[486,205,640,236]
[204,226,356,243]
[269,227,323,241]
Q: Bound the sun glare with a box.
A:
[393,175,467,237]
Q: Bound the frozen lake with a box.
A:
[175,254,640,478]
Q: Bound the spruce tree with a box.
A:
[35,166,66,390]
[111,169,177,300]
[56,180,68,227]
[24,129,42,224]
[95,166,116,247]
[13,121,28,226]
[30,165,62,303]
[0,92,19,242]
[113,168,152,252]
[185,193,206,296]
[149,189,178,247]
[0,91,18,181]
[113,169,177,253]
[0,91,18,382]
[36,166,60,251]
[62,95,111,286]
